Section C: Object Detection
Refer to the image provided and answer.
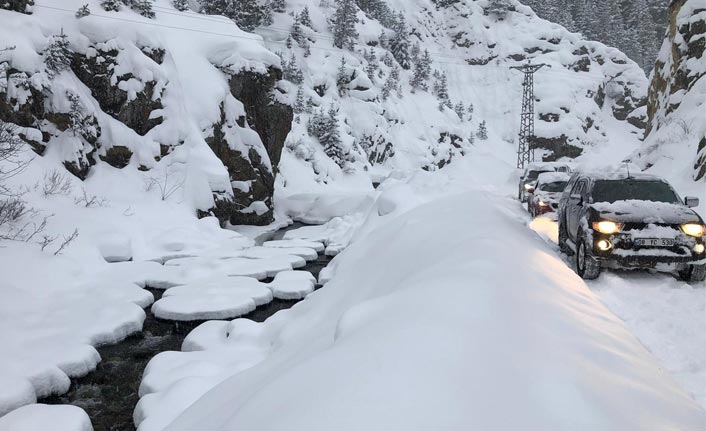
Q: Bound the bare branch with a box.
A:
[53,228,79,255]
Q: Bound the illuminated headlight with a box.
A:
[681,223,706,237]
[694,244,705,254]
[524,183,534,190]
[592,221,623,234]
[538,199,548,207]
[597,239,612,251]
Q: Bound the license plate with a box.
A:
[634,238,675,247]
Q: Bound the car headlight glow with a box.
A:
[681,223,706,237]
[592,221,622,234]
[524,183,534,190]
[538,199,547,207]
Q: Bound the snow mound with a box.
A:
[263,239,325,253]
[157,187,704,431]
[0,404,93,431]
[152,277,273,321]
[268,271,317,300]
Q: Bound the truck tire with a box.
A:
[576,234,601,280]
[678,264,706,283]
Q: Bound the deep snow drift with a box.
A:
[150,172,703,431]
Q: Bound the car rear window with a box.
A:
[539,181,567,192]
[592,180,679,204]
[528,170,551,180]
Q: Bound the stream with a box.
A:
[41,227,332,431]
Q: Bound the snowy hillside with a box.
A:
[264,0,649,201]
[631,0,706,201]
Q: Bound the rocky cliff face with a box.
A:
[0,1,291,226]
[635,0,706,181]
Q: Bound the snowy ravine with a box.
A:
[133,162,704,431]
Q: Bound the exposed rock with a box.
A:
[100,146,133,169]
[539,112,559,123]
[71,47,164,136]
[532,135,583,160]
[0,0,33,13]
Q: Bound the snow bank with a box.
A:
[0,404,93,431]
[152,185,703,431]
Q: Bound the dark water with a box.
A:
[41,241,331,431]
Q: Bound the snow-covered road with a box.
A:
[529,215,706,408]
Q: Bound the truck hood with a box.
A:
[589,200,703,224]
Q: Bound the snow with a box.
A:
[262,239,325,253]
[268,270,317,300]
[590,200,703,224]
[154,175,703,431]
[0,404,93,431]
[151,277,274,321]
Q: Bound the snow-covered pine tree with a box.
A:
[299,6,312,27]
[269,0,285,13]
[44,30,71,77]
[454,101,465,120]
[389,12,410,69]
[75,4,90,17]
[132,0,155,18]
[436,72,451,110]
[468,131,475,145]
[336,56,349,95]
[284,53,304,84]
[305,97,315,113]
[172,0,189,11]
[302,38,311,57]
[332,0,359,50]
[466,102,474,122]
[293,86,306,113]
[378,29,387,48]
[286,34,293,49]
[101,0,121,11]
[291,14,303,42]
[66,91,95,140]
[381,51,393,67]
[323,104,346,166]
[409,50,430,92]
[476,120,488,140]
[410,42,420,65]
[364,48,377,79]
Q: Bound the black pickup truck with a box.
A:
[557,172,705,282]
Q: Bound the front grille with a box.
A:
[621,222,680,232]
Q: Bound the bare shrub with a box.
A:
[53,228,78,255]
[74,188,108,208]
[145,169,184,201]
[40,169,73,196]
[0,121,31,197]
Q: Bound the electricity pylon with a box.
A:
[510,61,548,169]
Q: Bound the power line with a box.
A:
[31,2,616,85]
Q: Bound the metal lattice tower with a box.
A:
[510,62,548,169]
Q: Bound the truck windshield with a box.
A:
[527,170,552,180]
[539,181,567,192]
[592,180,679,203]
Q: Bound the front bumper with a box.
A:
[592,232,705,268]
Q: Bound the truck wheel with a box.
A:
[678,264,706,283]
[576,235,601,280]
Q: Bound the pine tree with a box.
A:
[410,42,420,65]
[293,86,306,113]
[291,14,303,43]
[132,0,155,18]
[409,48,431,92]
[299,6,312,27]
[364,48,378,79]
[382,66,399,100]
[44,30,72,77]
[172,0,189,11]
[454,101,465,120]
[468,132,475,145]
[486,0,511,19]
[476,120,488,140]
[284,53,303,84]
[75,4,90,18]
[436,72,451,111]
[302,38,311,57]
[269,0,285,13]
[101,0,121,11]
[336,56,349,95]
[323,104,346,166]
[66,91,95,139]
[286,34,293,49]
[332,0,359,50]
[389,12,410,69]
[466,102,474,122]
[381,51,393,67]
[378,29,387,49]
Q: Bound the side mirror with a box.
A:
[684,196,700,208]
[526,186,535,194]
[570,194,583,205]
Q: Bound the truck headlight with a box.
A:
[681,223,705,237]
[538,199,547,207]
[592,221,622,234]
